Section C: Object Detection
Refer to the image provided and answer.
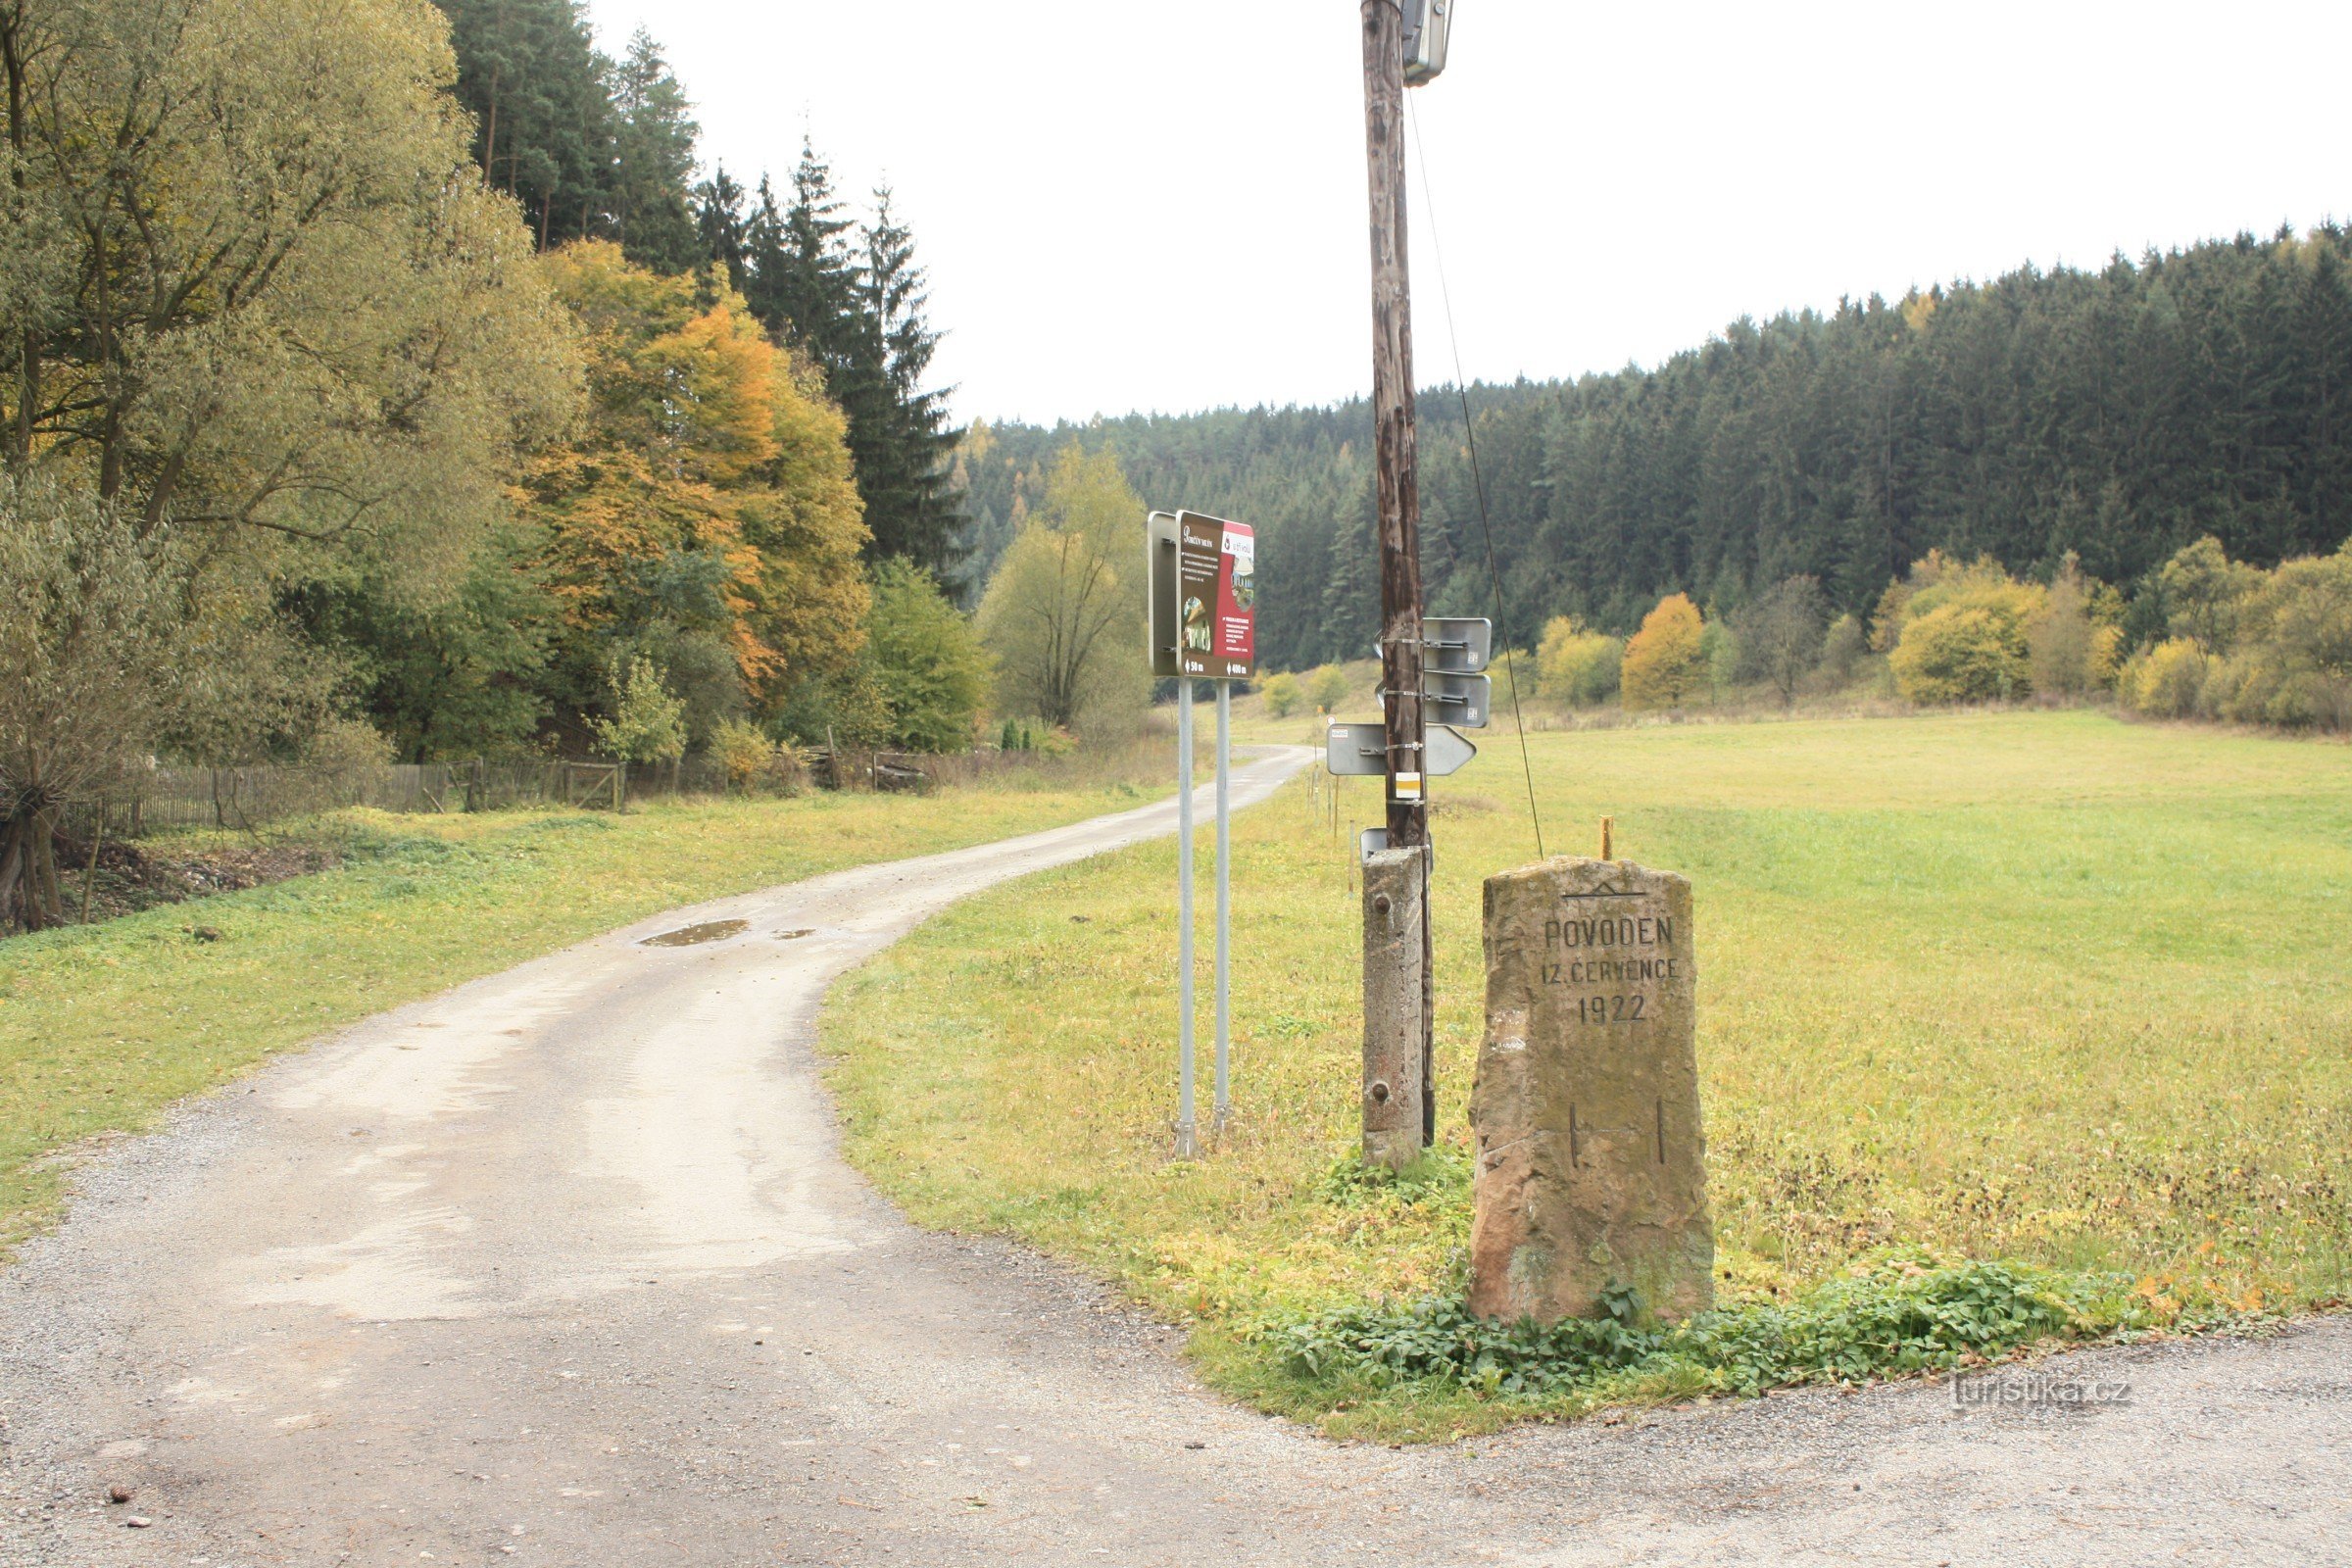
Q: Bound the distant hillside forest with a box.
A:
[956,224,2352,671]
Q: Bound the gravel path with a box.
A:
[4,751,2346,1566]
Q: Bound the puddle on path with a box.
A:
[775,929,814,941]
[640,919,750,949]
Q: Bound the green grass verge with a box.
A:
[817,710,2352,1439]
[0,779,1159,1250]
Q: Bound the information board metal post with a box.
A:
[1213,680,1233,1134]
[1175,680,1199,1160]
[1158,507,1251,1160]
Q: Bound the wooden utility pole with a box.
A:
[1361,0,1435,1150]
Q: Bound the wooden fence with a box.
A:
[52,749,1006,840]
[58,759,627,841]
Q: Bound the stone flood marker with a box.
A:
[1470,857,1713,1325]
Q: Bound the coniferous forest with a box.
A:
[958,226,2352,671]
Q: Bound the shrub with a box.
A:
[2125,539,2351,733]
[2158,536,2264,653]
[2269,671,2352,729]
[1621,595,1708,710]
[710,717,779,793]
[302,716,396,770]
[590,656,688,763]
[1260,671,1303,718]
[1534,616,1623,706]
[1887,559,2042,705]
[2119,638,2210,719]
[1820,613,1868,687]
[1895,599,2025,703]
[1893,606,2028,703]
[2257,546,2352,681]
[1275,1250,2131,1402]
[1307,664,1351,714]
[2029,556,2099,698]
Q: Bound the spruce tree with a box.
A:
[697,166,751,294]
[741,176,792,323]
[607,29,701,274]
[771,140,860,375]
[737,150,961,576]
[851,188,962,573]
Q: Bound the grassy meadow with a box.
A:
[818,709,2352,1436]
[0,773,1166,1250]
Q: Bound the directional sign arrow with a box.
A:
[1325,720,1479,777]
[1424,723,1478,777]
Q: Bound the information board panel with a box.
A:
[1175,511,1255,680]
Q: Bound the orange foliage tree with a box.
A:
[524,243,869,737]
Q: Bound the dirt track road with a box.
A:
[4,749,2347,1566]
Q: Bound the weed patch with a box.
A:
[1275,1250,2147,1403]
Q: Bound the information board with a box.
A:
[1176,511,1255,680]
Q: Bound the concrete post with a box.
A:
[1361,846,1426,1171]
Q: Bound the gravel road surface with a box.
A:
[3,747,2346,1565]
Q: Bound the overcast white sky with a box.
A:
[581,1,2349,426]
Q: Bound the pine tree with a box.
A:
[435,0,617,249]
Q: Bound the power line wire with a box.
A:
[1406,93,1545,859]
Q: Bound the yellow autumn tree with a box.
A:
[1621,594,1709,710]
[1886,556,2044,704]
[1535,614,1624,705]
[524,243,867,738]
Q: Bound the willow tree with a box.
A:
[0,0,579,928]
[0,481,177,929]
[977,447,1147,733]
